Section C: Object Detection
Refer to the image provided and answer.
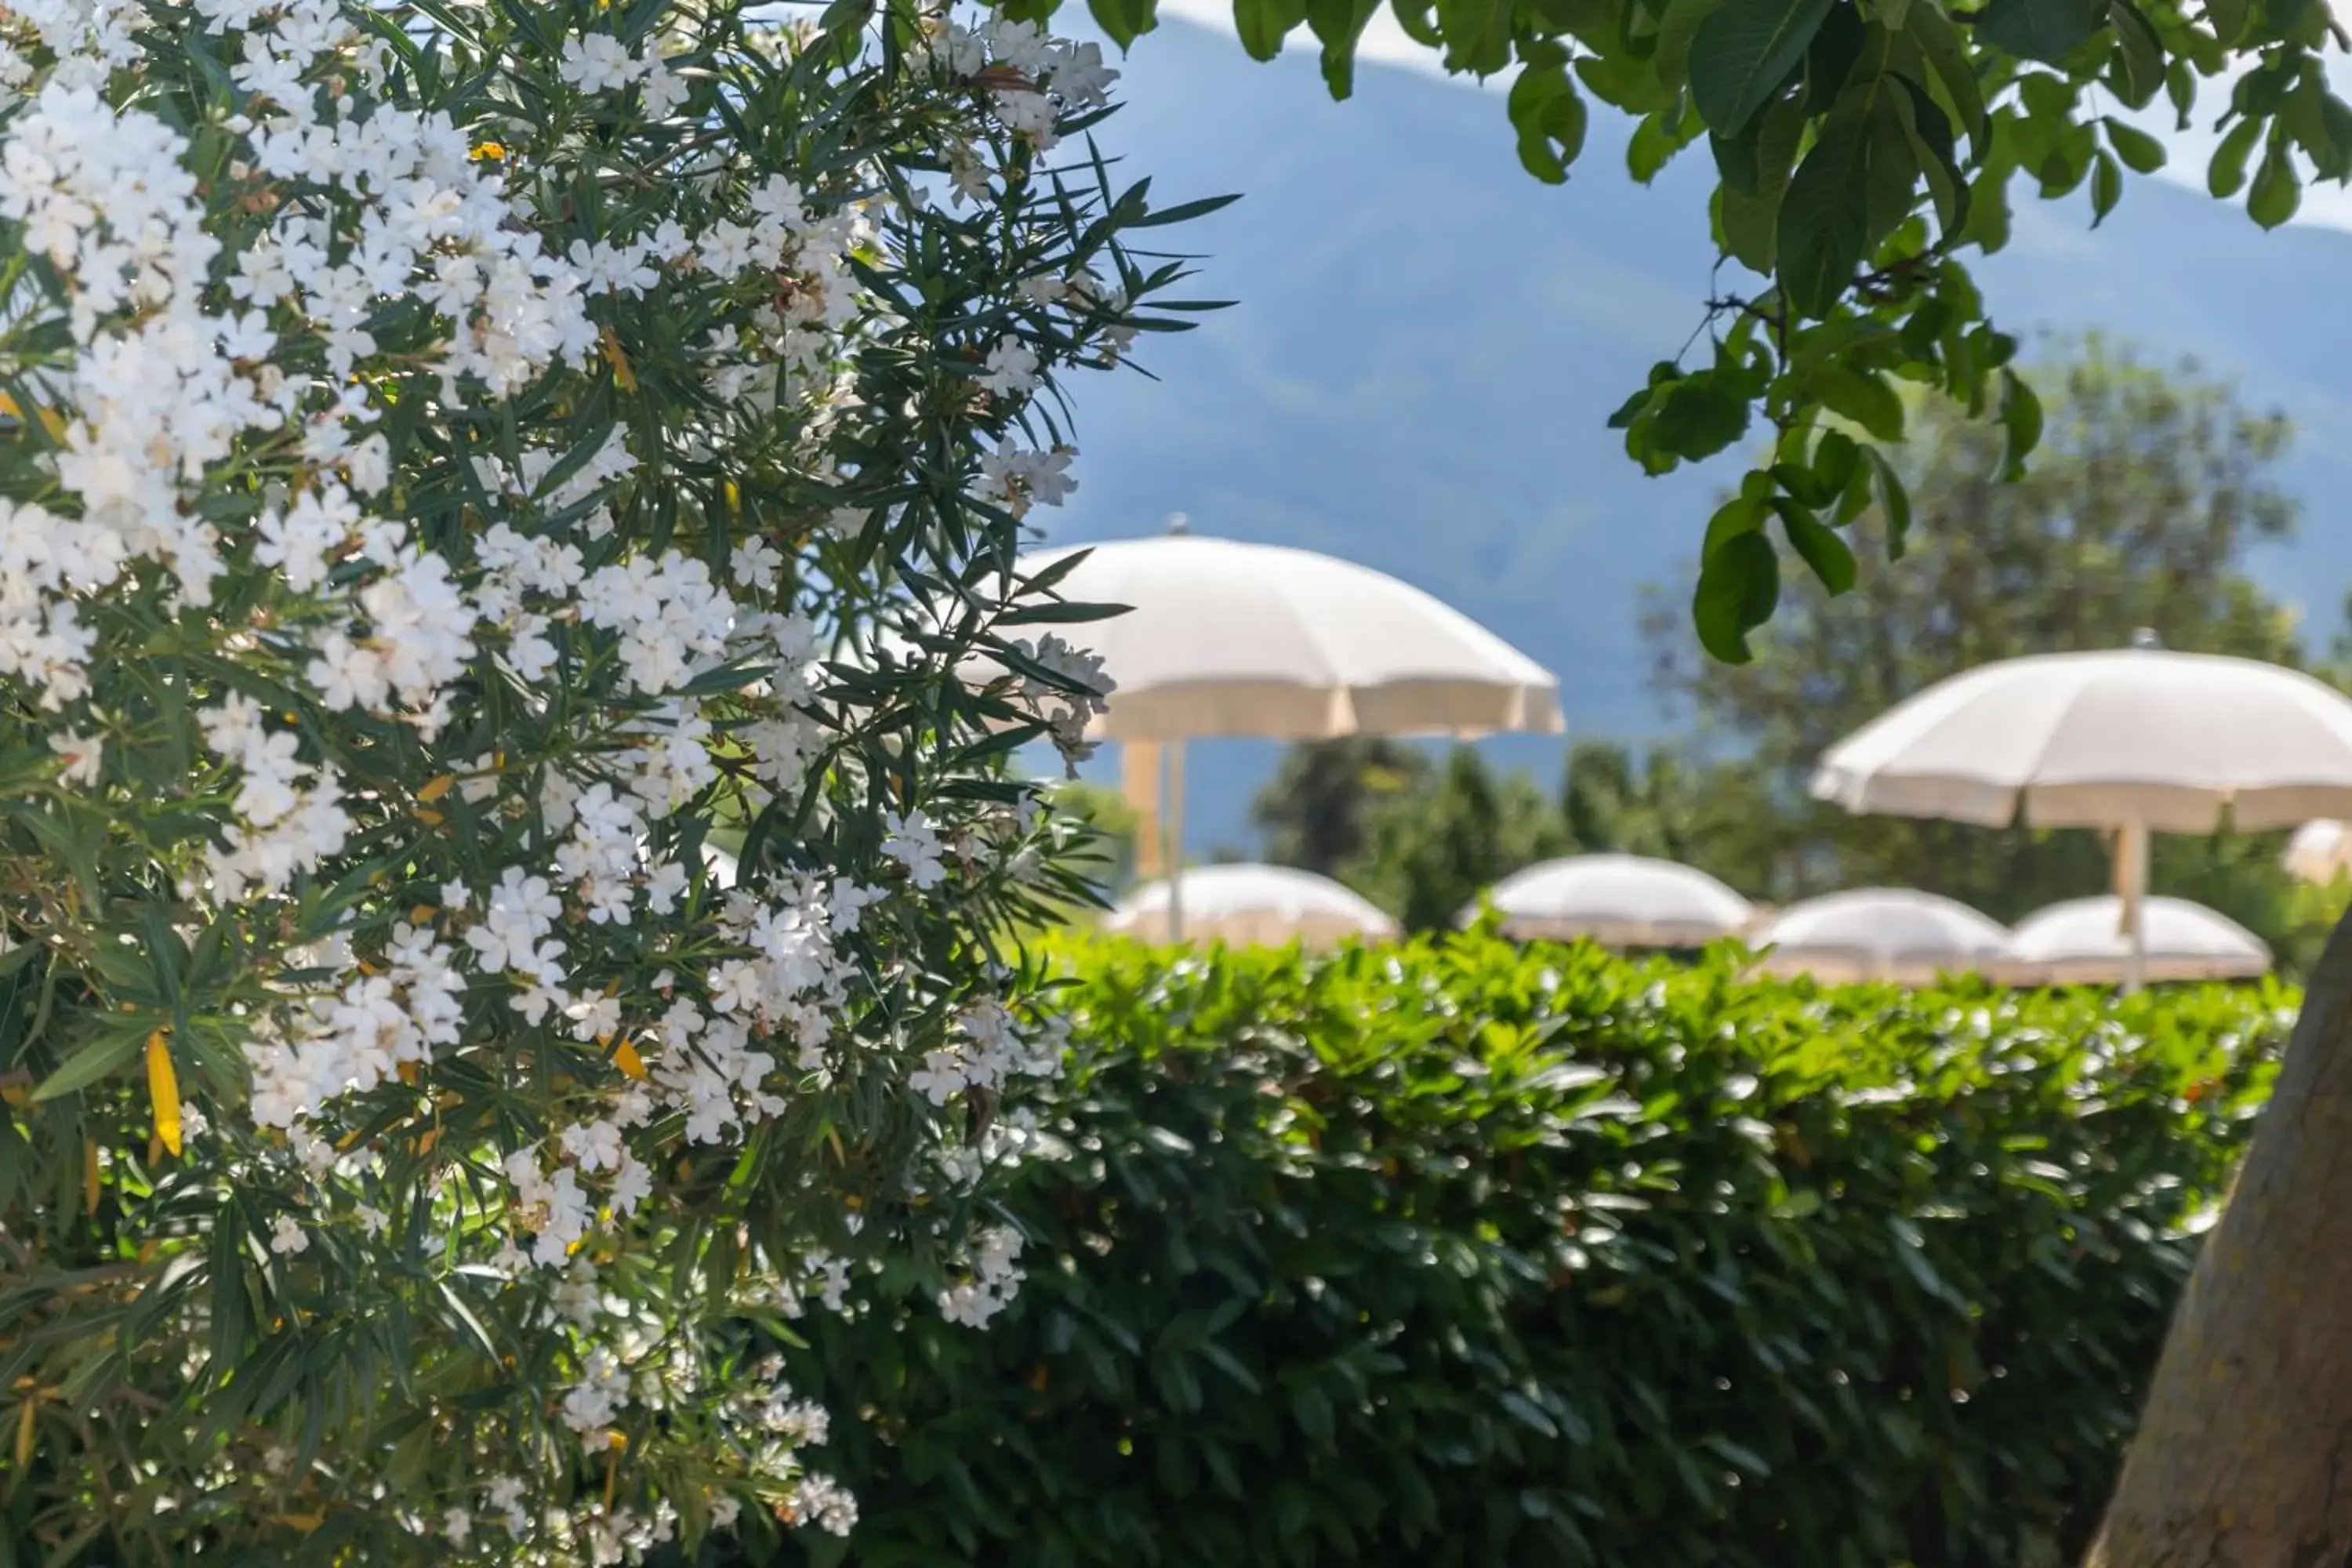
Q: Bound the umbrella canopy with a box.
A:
[1810,639,2352,991]
[1472,855,1752,946]
[1811,646,2352,833]
[1996,895,2271,985]
[2285,819,2352,884]
[1011,535,1563,742]
[1749,888,2009,985]
[1105,864,1396,948]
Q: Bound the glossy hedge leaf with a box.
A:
[1976,0,2100,64]
[1693,527,1780,662]
[1508,46,1588,180]
[771,935,2289,1567]
[1687,0,1833,135]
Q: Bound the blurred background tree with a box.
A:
[1252,341,2352,968]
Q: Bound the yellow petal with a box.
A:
[600,325,637,393]
[414,808,445,827]
[13,1398,31,1468]
[417,773,456,803]
[147,1033,181,1157]
[612,1039,647,1080]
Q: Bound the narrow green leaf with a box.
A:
[31,1023,148,1104]
[2089,147,2122,224]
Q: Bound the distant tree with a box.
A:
[1043,780,1142,896]
[1643,343,2316,947]
[1250,738,1431,877]
[1336,749,1570,933]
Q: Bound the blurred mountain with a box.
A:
[1046,18,2352,852]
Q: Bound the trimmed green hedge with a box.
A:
[770,936,2288,1568]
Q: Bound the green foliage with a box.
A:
[1641,339,2327,955]
[1020,0,2352,659]
[759,935,2290,1566]
[1255,746,1566,931]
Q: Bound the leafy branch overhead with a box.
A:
[1012,0,2352,660]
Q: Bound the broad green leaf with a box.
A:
[1687,0,1834,134]
[1693,528,1780,662]
[2089,146,2122,224]
[1813,363,1906,441]
[1906,2,1985,145]
[1998,366,2043,479]
[1233,0,1306,60]
[2249,140,2302,228]
[2109,0,2165,107]
[1435,0,1515,74]
[1509,63,1591,181]
[1976,0,2100,63]
[1304,0,1380,96]
[1090,0,1159,46]
[2208,0,2249,45]
[1719,94,1807,271]
[1776,106,1871,318]
[1864,444,1912,557]
[1892,76,1968,233]
[1654,0,1727,90]
[1775,498,1858,593]
[2207,115,2262,198]
[2103,117,2168,172]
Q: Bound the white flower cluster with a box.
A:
[0,0,1167,1552]
[938,1224,1027,1330]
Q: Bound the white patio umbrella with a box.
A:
[995,524,1563,938]
[1469,855,1752,946]
[1995,895,2271,986]
[1748,888,2009,985]
[1105,863,1396,948]
[1812,633,2352,992]
[2285,819,2352,884]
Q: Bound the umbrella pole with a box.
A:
[1164,740,1187,942]
[2115,821,2150,996]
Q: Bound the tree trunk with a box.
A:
[2089,902,2352,1566]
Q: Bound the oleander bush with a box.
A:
[0,0,1200,1558]
[769,935,2289,1568]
